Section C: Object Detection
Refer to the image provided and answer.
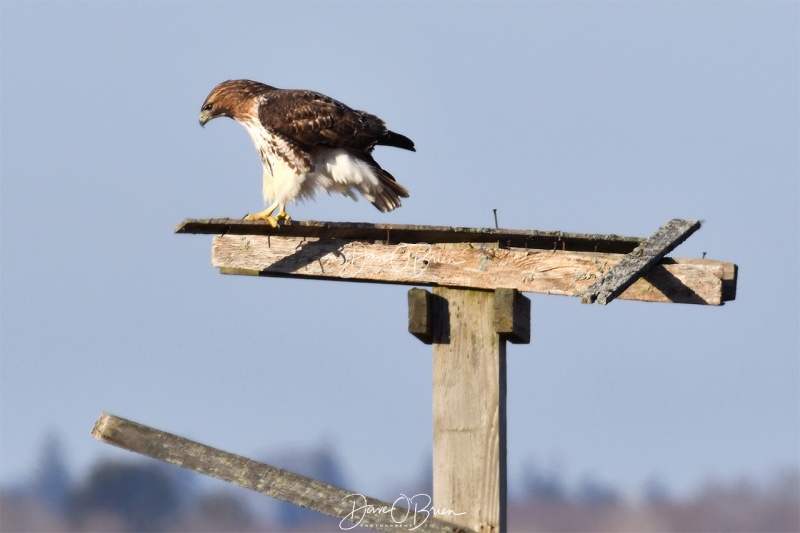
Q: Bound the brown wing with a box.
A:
[258,89,406,152]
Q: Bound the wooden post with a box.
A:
[410,288,530,533]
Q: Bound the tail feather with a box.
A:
[362,154,409,213]
[371,167,409,212]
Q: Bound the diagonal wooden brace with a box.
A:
[581,219,702,305]
[91,413,469,533]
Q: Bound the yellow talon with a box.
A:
[243,214,280,227]
[243,202,291,227]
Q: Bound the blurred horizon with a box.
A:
[6,427,797,502]
[2,431,798,532]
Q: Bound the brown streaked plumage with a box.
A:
[199,79,414,226]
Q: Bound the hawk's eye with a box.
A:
[203,103,213,111]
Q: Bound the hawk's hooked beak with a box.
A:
[199,112,210,127]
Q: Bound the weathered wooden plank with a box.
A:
[430,288,506,533]
[211,235,735,305]
[581,219,702,305]
[177,218,642,254]
[91,413,470,533]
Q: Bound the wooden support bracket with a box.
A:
[91,413,471,533]
[409,288,531,345]
[494,288,531,344]
[408,287,434,344]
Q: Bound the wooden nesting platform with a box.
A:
[175,218,737,306]
[90,217,738,533]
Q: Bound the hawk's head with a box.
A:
[199,79,273,127]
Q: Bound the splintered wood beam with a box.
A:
[91,413,470,533]
[176,218,642,254]
[581,219,702,305]
[210,235,736,305]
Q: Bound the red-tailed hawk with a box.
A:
[199,80,414,226]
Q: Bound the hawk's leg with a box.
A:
[243,202,291,228]
[275,204,292,224]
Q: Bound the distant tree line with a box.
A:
[1,434,797,532]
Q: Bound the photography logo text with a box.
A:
[339,492,465,530]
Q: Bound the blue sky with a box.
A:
[1,1,798,501]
